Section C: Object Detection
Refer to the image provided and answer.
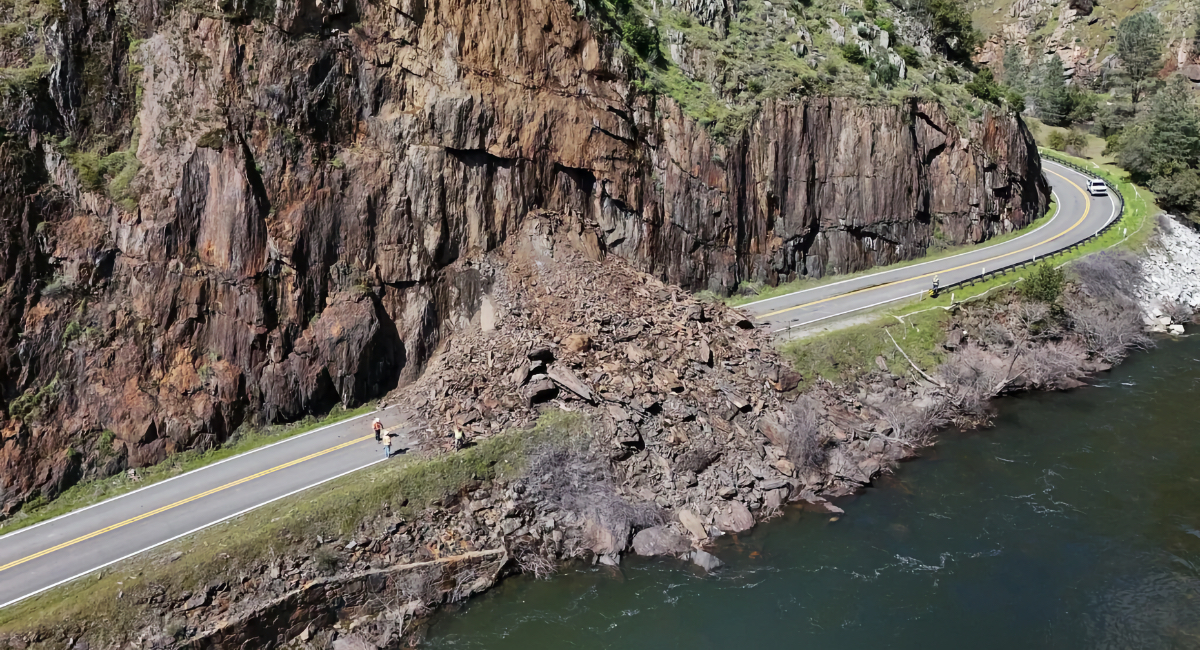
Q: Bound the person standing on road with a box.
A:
[381,427,395,459]
[372,417,383,442]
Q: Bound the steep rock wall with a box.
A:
[0,0,1047,515]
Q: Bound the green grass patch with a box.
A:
[1026,116,1111,162]
[777,262,1064,387]
[0,410,585,644]
[722,198,1058,307]
[0,403,378,537]
[780,299,950,389]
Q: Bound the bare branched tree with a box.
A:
[1071,251,1144,303]
[1063,293,1153,363]
[877,400,948,448]
[1013,338,1088,388]
[779,396,827,473]
[938,343,1011,417]
[1161,299,1194,324]
[525,443,661,554]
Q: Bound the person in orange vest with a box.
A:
[372,417,383,442]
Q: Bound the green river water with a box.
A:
[426,337,1200,649]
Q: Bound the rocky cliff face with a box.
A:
[0,0,1047,516]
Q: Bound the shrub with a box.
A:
[875,60,899,87]
[621,15,657,58]
[62,320,83,344]
[925,0,981,60]
[896,44,921,68]
[1005,89,1026,112]
[1046,130,1066,151]
[841,43,868,66]
[1062,129,1088,156]
[1020,262,1065,304]
[8,376,60,422]
[781,396,827,473]
[42,274,72,298]
[965,67,1004,104]
[525,440,661,550]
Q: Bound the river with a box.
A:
[425,337,1200,649]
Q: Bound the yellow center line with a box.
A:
[759,169,1091,319]
[0,434,374,574]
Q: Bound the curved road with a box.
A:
[0,159,1119,611]
[743,159,1122,331]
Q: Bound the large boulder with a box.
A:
[631,526,692,556]
[715,502,755,533]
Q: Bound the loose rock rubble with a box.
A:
[382,212,918,554]
[1139,215,1200,334]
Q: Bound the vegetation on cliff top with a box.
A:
[580,0,1022,139]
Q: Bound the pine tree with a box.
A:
[1035,55,1070,126]
[1193,9,1200,58]
[1002,45,1027,94]
[1116,12,1164,104]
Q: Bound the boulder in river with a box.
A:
[632,526,691,556]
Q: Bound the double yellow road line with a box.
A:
[0,434,373,574]
[759,169,1091,320]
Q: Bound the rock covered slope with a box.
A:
[0,0,1047,516]
[1140,215,1200,333]
[975,0,1193,83]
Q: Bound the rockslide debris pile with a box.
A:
[384,212,917,557]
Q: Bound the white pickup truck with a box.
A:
[1087,179,1108,197]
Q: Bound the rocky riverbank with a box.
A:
[1139,215,1200,334]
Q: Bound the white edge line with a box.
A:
[0,456,390,611]
[740,159,1088,311]
[770,290,928,333]
[0,408,383,543]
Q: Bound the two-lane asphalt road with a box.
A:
[0,158,1118,611]
[0,407,413,608]
[743,159,1122,331]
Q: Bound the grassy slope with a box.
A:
[0,403,377,537]
[779,148,1158,387]
[0,410,585,643]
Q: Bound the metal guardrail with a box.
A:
[765,153,1128,335]
[935,153,1126,296]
